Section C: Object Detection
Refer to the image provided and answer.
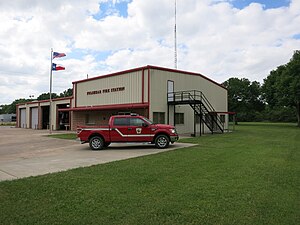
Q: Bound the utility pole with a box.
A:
[174,0,178,69]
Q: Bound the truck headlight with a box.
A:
[170,128,177,134]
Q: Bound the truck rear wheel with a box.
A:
[89,136,104,150]
[155,134,170,149]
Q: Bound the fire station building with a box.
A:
[17,65,228,135]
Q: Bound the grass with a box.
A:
[48,133,77,140]
[0,122,16,126]
[0,123,299,225]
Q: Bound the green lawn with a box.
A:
[0,122,16,126]
[1,123,299,225]
[48,133,77,140]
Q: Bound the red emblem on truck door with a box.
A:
[136,128,142,134]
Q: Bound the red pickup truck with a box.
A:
[77,114,179,150]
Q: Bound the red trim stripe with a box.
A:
[58,103,149,112]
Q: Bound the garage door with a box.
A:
[31,107,38,129]
[20,109,26,128]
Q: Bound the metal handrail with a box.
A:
[168,90,224,131]
[189,92,224,131]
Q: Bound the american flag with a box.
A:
[53,52,66,59]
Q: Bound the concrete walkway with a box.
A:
[0,126,195,181]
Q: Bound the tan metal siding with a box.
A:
[143,70,149,103]
[149,69,228,134]
[40,102,50,107]
[76,71,144,107]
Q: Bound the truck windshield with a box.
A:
[143,117,154,125]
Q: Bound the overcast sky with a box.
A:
[0,0,299,104]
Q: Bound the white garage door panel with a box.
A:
[20,109,26,128]
[31,108,38,129]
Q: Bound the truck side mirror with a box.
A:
[142,123,148,127]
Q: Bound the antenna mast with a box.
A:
[174,0,177,69]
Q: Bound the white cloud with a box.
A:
[0,0,300,104]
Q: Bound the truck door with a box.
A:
[127,117,153,142]
[110,117,129,142]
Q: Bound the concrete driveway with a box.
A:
[0,126,194,181]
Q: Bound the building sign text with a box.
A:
[87,87,125,96]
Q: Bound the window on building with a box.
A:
[113,117,129,126]
[153,112,165,124]
[175,113,184,125]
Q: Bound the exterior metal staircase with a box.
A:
[167,90,224,134]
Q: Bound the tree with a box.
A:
[37,88,73,100]
[1,99,32,114]
[263,50,300,127]
[59,88,73,97]
[223,78,265,121]
[1,88,73,115]
[37,93,59,101]
[0,105,8,114]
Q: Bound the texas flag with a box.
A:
[53,52,66,59]
[52,63,65,71]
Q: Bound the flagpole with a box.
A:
[49,48,53,134]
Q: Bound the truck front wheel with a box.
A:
[89,136,104,150]
[155,134,170,149]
